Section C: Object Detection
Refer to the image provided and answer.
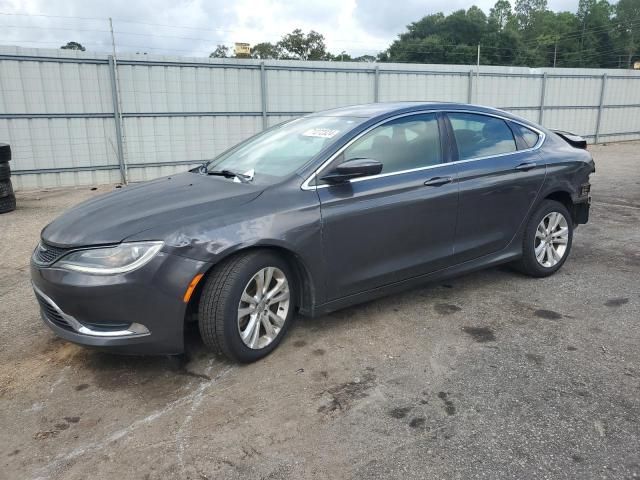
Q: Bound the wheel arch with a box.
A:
[541,189,581,224]
[185,243,317,323]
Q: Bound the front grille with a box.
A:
[33,242,70,265]
[35,294,73,331]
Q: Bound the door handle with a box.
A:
[423,176,453,187]
[515,162,537,171]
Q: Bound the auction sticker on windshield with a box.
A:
[302,128,340,138]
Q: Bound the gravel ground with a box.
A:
[0,141,639,480]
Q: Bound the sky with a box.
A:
[0,0,581,57]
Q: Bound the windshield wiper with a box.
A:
[207,169,252,183]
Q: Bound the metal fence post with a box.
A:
[260,62,268,130]
[107,55,127,184]
[594,73,607,144]
[468,69,473,103]
[538,72,547,125]
[374,65,380,102]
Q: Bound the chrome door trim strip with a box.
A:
[300,109,546,191]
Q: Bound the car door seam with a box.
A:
[505,152,548,248]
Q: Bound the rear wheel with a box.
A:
[198,251,295,362]
[514,199,573,277]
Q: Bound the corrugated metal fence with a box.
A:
[1,46,639,190]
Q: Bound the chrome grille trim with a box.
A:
[32,242,71,266]
[32,284,151,338]
[36,295,73,330]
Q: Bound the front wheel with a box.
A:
[198,251,296,363]
[514,199,573,277]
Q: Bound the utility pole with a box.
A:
[579,19,586,67]
[476,44,480,102]
[553,42,557,68]
[109,17,117,60]
[108,17,127,184]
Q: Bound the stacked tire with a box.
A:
[0,143,16,214]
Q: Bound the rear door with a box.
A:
[316,112,459,300]
[445,112,546,263]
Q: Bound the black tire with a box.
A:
[0,143,10,163]
[198,250,296,363]
[514,199,573,277]
[0,163,10,181]
[0,194,16,214]
[0,180,13,198]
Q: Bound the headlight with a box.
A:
[56,241,163,275]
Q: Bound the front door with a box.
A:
[316,113,459,301]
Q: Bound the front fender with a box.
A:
[158,184,326,307]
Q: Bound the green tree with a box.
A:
[353,54,377,62]
[615,0,640,67]
[515,0,548,29]
[380,8,490,64]
[277,29,329,60]
[570,1,611,66]
[250,42,282,59]
[236,0,633,68]
[441,8,487,45]
[209,45,230,58]
[482,29,523,65]
[489,0,514,31]
[326,51,353,61]
[60,41,85,51]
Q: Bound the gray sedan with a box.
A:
[31,102,594,362]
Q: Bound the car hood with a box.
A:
[41,173,264,247]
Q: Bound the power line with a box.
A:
[0,11,391,48]
[515,16,640,50]
[0,12,105,21]
[0,10,637,66]
[383,17,640,64]
[2,24,111,33]
[0,37,629,68]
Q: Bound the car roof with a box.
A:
[307,102,542,131]
[308,102,515,120]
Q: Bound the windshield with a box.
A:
[205,116,364,183]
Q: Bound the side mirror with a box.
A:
[320,158,383,184]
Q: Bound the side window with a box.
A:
[341,113,442,175]
[511,123,540,149]
[448,113,517,160]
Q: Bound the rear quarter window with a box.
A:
[511,123,540,149]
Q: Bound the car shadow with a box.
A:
[71,265,522,394]
[72,324,230,398]
[282,264,522,342]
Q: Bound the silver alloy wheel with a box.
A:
[237,266,290,349]
[534,211,569,268]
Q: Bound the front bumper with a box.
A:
[30,251,209,355]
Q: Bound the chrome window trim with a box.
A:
[300,109,546,191]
